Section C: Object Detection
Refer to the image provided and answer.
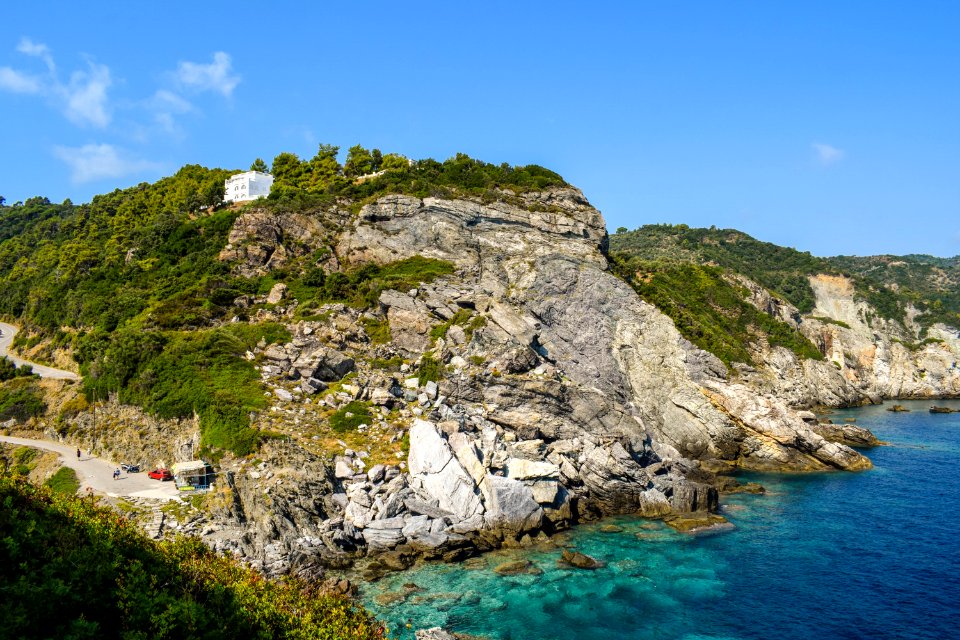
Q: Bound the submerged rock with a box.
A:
[493,559,542,576]
[559,549,604,569]
[663,513,732,533]
[930,406,959,414]
[714,476,766,494]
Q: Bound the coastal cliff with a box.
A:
[3,161,955,580]
[167,187,876,575]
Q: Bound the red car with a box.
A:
[148,468,173,481]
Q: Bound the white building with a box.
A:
[224,170,274,203]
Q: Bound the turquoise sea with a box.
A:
[362,399,960,640]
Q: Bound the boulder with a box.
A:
[482,475,543,537]
[334,457,354,479]
[416,628,457,640]
[493,560,542,576]
[560,549,604,569]
[294,347,355,382]
[267,282,288,304]
[403,498,454,520]
[504,457,559,480]
[408,420,484,520]
[362,527,405,550]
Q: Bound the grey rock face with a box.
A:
[481,475,544,536]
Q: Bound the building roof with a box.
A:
[226,170,272,180]
[172,460,209,474]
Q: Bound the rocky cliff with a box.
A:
[732,273,960,408]
[153,187,882,577]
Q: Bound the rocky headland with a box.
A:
[10,184,960,582]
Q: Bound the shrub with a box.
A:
[44,467,80,495]
[78,323,290,457]
[612,257,823,368]
[429,308,473,340]
[0,379,46,422]
[417,355,443,385]
[329,401,373,434]
[362,317,392,344]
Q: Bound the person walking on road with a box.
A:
[77,448,81,461]
[113,468,120,481]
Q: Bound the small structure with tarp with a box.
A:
[171,460,214,491]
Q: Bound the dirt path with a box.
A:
[0,322,80,380]
[0,435,179,501]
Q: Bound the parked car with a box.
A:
[147,468,173,481]
[121,463,141,473]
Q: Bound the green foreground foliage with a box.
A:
[0,473,385,639]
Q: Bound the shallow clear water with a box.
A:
[362,399,960,640]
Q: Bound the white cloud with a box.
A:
[812,142,845,166]
[144,89,193,134]
[16,37,55,73]
[0,39,112,127]
[53,143,158,184]
[59,62,112,127]
[175,51,240,97]
[0,67,41,93]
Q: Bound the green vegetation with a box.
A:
[0,378,46,422]
[369,356,405,371]
[892,337,945,351]
[0,356,34,381]
[417,354,443,385]
[44,466,80,495]
[361,317,391,345]
[0,167,236,333]
[0,473,384,639]
[611,225,828,312]
[284,256,455,311]
[267,146,567,206]
[611,225,960,331]
[810,316,852,329]
[329,401,374,434]
[429,308,474,340]
[611,257,823,368]
[12,447,38,475]
[78,323,290,456]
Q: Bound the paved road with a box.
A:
[0,435,179,501]
[0,322,80,380]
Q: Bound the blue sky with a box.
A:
[1,2,957,257]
